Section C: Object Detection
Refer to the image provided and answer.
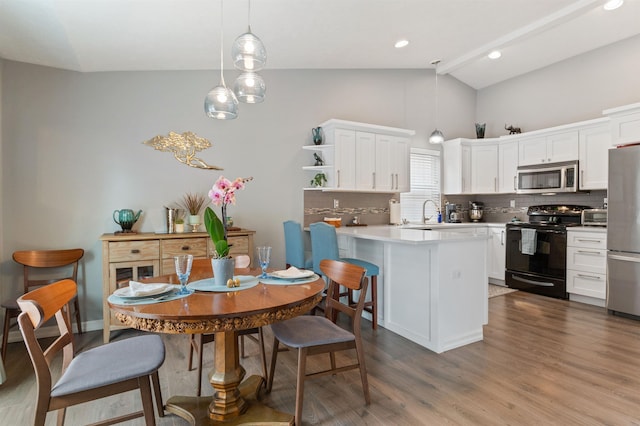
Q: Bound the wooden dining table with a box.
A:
[108,265,325,425]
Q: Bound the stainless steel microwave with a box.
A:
[516,161,578,194]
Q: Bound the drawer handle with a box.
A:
[576,238,602,243]
[576,250,602,255]
[181,246,190,251]
[576,273,601,280]
[131,249,140,254]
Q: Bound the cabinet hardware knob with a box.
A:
[131,249,140,254]
[181,246,190,250]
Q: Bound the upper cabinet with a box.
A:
[578,120,613,190]
[518,131,578,166]
[303,119,415,192]
[498,140,519,193]
[605,102,640,146]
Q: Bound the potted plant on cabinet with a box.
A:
[182,192,207,232]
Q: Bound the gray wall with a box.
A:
[477,33,640,137]
[0,64,475,327]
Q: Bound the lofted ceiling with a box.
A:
[0,0,638,89]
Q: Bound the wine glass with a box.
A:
[174,254,194,295]
[257,246,272,279]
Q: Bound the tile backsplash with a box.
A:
[304,191,397,226]
[446,190,607,223]
[304,190,608,226]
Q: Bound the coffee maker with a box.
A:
[445,203,461,223]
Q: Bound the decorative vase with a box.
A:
[475,123,486,139]
[211,257,235,287]
[175,223,184,233]
[312,127,323,145]
[188,214,201,232]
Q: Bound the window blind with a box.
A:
[400,148,441,222]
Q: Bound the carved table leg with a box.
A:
[165,330,294,425]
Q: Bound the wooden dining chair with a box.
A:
[266,259,370,425]
[17,279,165,426]
[187,255,267,396]
[2,248,84,360]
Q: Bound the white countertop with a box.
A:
[335,224,490,244]
[567,226,607,233]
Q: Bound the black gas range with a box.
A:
[505,205,592,299]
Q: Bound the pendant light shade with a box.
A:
[233,71,266,103]
[429,59,444,144]
[232,31,267,71]
[205,85,239,119]
[204,0,238,120]
[232,0,266,71]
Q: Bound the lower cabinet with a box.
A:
[488,225,506,284]
[566,229,607,306]
[101,230,255,342]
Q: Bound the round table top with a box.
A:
[108,267,325,334]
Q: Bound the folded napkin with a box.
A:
[271,266,313,279]
[124,281,173,297]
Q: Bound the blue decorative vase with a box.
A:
[211,258,235,287]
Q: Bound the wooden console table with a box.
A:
[100,230,255,343]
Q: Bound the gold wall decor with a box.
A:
[143,131,223,170]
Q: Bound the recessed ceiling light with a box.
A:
[604,0,623,10]
[394,39,409,48]
[488,50,502,59]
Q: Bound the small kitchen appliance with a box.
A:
[516,161,579,194]
[469,201,484,222]
[581,209,607,226]
[445,203,460,223]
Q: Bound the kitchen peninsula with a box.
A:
[336,225,489,353]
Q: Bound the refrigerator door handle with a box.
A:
[609,254,640,263]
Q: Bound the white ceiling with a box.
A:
[0,0,638,89]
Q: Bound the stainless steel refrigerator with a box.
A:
[607,144,640,316]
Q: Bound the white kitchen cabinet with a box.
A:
[488,225,506,284]
[375,134,410,192]
[578,121,613,190]
[471,143,498,193]
[442,138,472,194]
[566,229,607,306]
[518,131,578,166]
[604,102,640,145]
[304,119,414,193]
[498,140,519,193]
[355,131,376,190]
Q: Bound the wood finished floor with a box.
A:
[2,291,640,425]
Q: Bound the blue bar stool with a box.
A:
[283,220,313,269]
[309,222,380,329]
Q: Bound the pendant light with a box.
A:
[231,0,267,72]
[232,0,266,103]
[233,71,266,103]
[204,0,238,120]
[429,59,444,144]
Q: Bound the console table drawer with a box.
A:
[108,241,159,262]
[161,238,208,258]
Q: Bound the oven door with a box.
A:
[505,225,567,278]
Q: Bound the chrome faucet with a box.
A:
[422,199,439,223]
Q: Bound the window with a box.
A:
[400,148,441,222]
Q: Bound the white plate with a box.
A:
[188,275,260,292]
[270,268,315,279]
[113,284,174,299]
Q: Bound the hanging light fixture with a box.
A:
[233,71,266,103]
[231,0,267,72]
[429,59,444,144]
[204,0,238,120]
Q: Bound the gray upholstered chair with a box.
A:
[266,259,370,426]
[17,279,165,426]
